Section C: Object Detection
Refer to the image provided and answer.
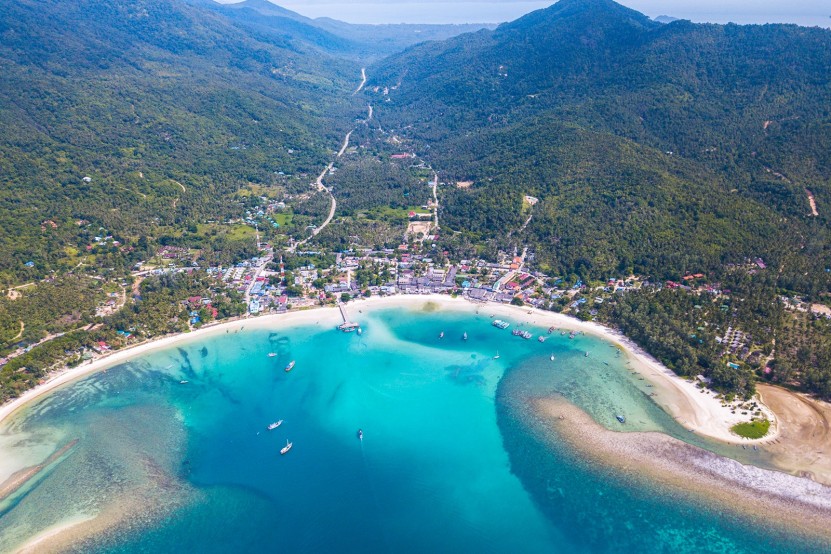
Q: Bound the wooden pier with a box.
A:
[337,303,360,332]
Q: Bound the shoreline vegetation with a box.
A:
[2,294,831,552]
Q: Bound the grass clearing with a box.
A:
[731,419,771,439]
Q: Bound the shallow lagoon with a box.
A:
[0,305,824,552]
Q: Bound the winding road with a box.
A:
[354,67,367,95]
[431,172,440,231]
[292,79,362,251]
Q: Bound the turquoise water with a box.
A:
[0,304,825,552]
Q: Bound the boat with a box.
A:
[463,332,468,341]
[520,330,533,339]
[585,351,589,357]
[357,327,363,335]
[357,429,363,440]
[439,331,444,339]
[569,331,576,339]
[538,336,547,343]
[512,329,522,336]
[285,360,296,372]
[615,415,626,424]
[491,319,510,329]
[493,351,500,360]
[550,354,555,361]
[268,420,283,430]
[179,380,189,384]
[548,326,556,334]
[280,440,293,455]
[267,353,277,358]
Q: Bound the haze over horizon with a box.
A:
[214,0,831,27]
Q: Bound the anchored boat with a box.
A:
[285,360,296,372]
[280,440,293,455]
[268,420,283,430]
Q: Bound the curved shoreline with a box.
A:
[0,295,779,440]
[532,396,831,543]
[2,294,830,551]
[1,294,823,471]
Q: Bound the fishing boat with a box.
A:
[285,360,296,372]
[512,329,522,336]
[548,326,556,334]
[538,336,547,343]
[616,415,626,424]
[493,351,500,360]
[268,353,277,358]
[520,330,533,339]
[439,331,444,339]
[357,429,363,440]
[463,332,468,341]
[268,420,283,430]
[280,440,293,455]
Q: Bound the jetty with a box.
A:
[338,303,360,332]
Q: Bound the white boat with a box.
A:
[550,354,555,361]
[439,331,444,338]
[280,440,293,455]
[267,353,277,358]
[538,336,547,343]
[493,351,500,360]
[179,380,189,384]
[268,420,283,430]
[463,332,468,341]
[285,360,296,372]
[357,327,363,335]
[357,429,363,440]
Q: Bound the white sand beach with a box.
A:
[0,294,771,444]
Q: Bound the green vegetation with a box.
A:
[0,0,361,284]
[731,420,771,439]
[364,0,831,398]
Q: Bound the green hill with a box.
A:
[367,0,831,286]
[0,0,361,282]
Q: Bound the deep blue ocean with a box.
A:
[0,304,826,552]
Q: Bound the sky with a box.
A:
[215,0,831,27]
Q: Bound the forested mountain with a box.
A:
[0,0,361,283]
[216,0,494,60]
[368,0,831,288]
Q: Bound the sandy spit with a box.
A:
[533,396,831,539]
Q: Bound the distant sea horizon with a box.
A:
[267,1,831,28]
